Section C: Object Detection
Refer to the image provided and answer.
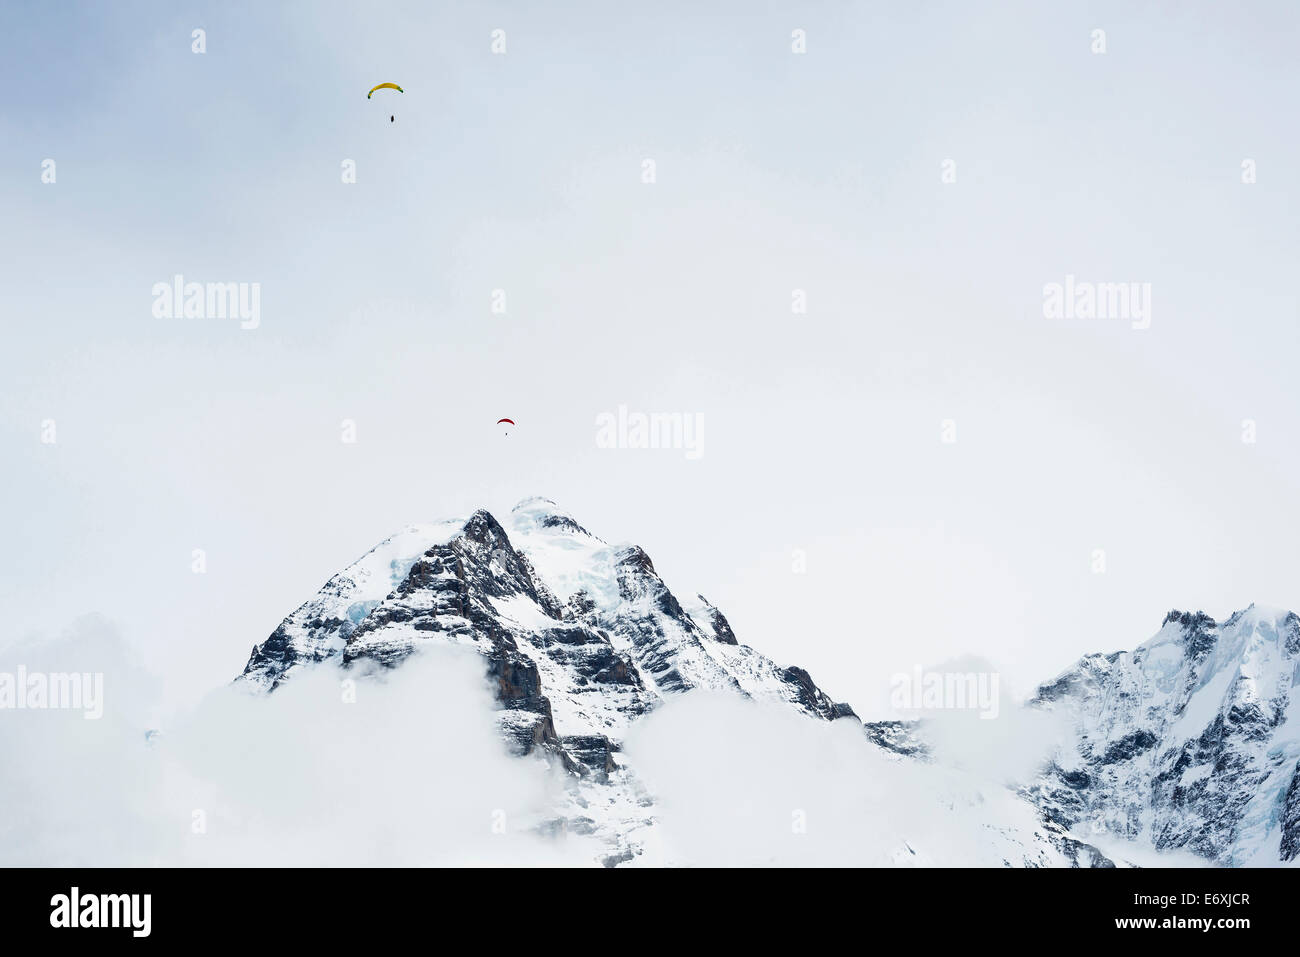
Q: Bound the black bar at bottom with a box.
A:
[0,866,1277,943]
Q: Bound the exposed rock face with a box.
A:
[862,719,929,759]
[1280,762,1300,862]
[689,595,738,646]
[1025,604,1300,865]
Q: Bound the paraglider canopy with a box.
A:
[496,418,515,426]
[367,82,404,99]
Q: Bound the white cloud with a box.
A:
[0,619,599,866]
[623,691,1073,867]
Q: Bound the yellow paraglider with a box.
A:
[367,83,404,99]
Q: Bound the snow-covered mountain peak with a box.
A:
[1222,602,1298,634]
[1028,604,1300,865]
[510,496,601,541]
[506,499,623,614]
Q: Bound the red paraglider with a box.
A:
[497,418,515,426]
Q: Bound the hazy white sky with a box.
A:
[2,1,1297,714]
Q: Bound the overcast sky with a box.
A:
[2,1,1297,714]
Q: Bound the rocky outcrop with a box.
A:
[1280,762,1300,862]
